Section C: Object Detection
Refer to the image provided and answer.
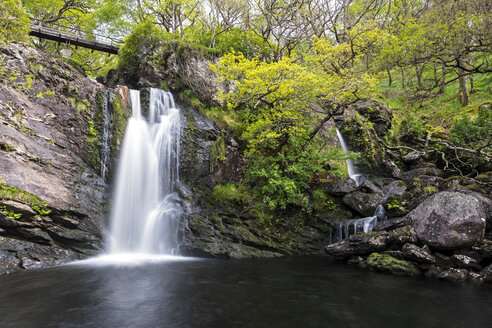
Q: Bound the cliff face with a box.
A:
[0,43,127,273]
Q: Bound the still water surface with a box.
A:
[0,256,491,328]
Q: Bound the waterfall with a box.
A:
[108,88,182,255]
[331,205,386,242]
[100,89,113,181]
[336,129,364,186]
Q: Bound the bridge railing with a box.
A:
[29,19,123,49]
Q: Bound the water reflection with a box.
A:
[0,257,491,328]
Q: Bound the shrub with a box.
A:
[0,0,30,44]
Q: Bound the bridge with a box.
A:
[29,21,121,55]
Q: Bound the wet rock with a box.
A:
[342,192,384,217]
[450,254,481,270]
[0,236,81,273]
[322,178,357,197]
[402,167,443,181]
[406,192,487,250]
[364,252,420,276]
[360,180,383,194]
[386,226,418,246]
[434,253,453,270]
[0,43,108,273]
[402,243,435,264]
[420,264,441,278]
[481,263,492,283]
[382,181,407,201]
[374,217,406,231]
[438,268,469,283]
[472,240,492,261]
[325,231,388,257]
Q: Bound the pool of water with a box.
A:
[0,256,491,328]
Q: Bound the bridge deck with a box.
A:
[29,24,120,55]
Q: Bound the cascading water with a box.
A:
[330,129,387,243]
[331,205,386,243]
[108,88,183,255]
[336,129,364,186]
[100,89,113,181]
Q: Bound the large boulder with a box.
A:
[406,192,487,250]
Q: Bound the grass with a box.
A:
[375,69,492,129]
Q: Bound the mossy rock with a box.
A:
[465,184,486,194]
[475,172,492,183]
[365,252,420,276]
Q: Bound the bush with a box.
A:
[0,0,30,44]
[118,20,164,76]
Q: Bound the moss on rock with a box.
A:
[365,252,420,276]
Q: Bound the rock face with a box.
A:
[0,43,116,273]
[406,192,487,250]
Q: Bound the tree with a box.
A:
[0,0,30,44]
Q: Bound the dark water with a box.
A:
[1,256,491,328]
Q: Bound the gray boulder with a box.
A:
[342,192,384,217]
[406,192,487,250]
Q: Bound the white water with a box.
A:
[332,205,386,242]
[108,88,182,255]
[336,129,364,186]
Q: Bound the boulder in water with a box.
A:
[406,192,487,250]
[364,252,420,276]
[437,268,469,283]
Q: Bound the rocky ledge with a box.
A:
[326,190,492,283]
[0,43,112,273]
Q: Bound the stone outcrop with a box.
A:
[406,192,486,250]
[0,43,116,273]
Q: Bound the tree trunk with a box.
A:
[469,74,475,92]
[415,64,423,90]
[439,60,446,94]
[458,64,470,106]
[400,66,405,89]
[387,69,392,87]
[433,62,438,86]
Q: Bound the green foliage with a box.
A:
[191,28,274,60]
[210,135,226,165]
[212,183,251,204]
[32,205,51,216]
[311,189,337,212]
[118,20,164,77]
[0,0,30,44]
[0,205,22,220]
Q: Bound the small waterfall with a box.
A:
[331,205,386,242]
[100,89,113,181]
[108,88,182,255]
[336,129,364,186]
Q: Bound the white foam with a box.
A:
[67,253,199,267]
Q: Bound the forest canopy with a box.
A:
[1,0,491,217]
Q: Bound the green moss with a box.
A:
[0,143,15,151]
[464,184,486,194]
[0,183,47,207]
[366,252,419,275]
[213,183,251,204]
[210,135,226,171]
[422,186,437,193]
